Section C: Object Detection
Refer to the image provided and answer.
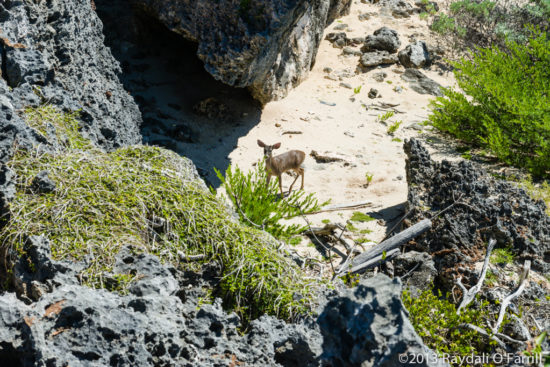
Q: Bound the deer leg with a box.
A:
[266,174,271,187]
[288,170,300,193]
[278,175,284,196]
[299,167,304,190]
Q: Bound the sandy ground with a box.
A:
[221,1,458,258]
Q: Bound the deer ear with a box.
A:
[273,142,281,149]
[257,140,265,147]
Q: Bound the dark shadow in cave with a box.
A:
[95,0,262,187]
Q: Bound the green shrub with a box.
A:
[2,106,319,323]
[428,0,549,50]
[429,30,550,176]
[491,247,515,265]
[215,161,328,240]
[403,288,495,358]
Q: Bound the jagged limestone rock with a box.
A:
[134,0,352,103]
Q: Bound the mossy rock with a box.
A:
[1,106,317,322]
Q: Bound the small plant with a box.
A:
[378,111,395,122]
[365,172,374,186]
[387,120,403,135]
[524,331,549,364]
[215,161,329,240]
[392,137,403,143]
[322,219,331,224]
[354,85,362,94]
[403,288,495,359]
[514,175,550,215]
[485,269,499,286]
[350,212,375,222]
[491,247,515,265]
[346,222,358,232]
[288,237,302,246]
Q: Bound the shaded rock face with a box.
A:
[0,0,142,153]
[404,138,550,282]
[318,275,447,367]
[134,0,352,103]
[400,69,442,96]
[0,235,447,366]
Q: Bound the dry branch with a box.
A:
[346,248,400,274]
[492,260,531,333]
[456,239,496,314]
[350,219,432,268]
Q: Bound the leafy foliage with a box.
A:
[215,161,328,240]
[387,120,403,136]
[403,288,495,359]
[350,212,375,222]
[427,0,549,50]
[429,30,550,176]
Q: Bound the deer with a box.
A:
[257,140,305,197]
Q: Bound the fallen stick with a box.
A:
[281,130,303,135]
[492,260,531,333]
[346,248,400,274]
[350,219,432,268]
[178,252,206,262]
[307,200,373,214]
[456,239,496,314]
[456,323,508,350]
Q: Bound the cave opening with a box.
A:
[94,0,262,186]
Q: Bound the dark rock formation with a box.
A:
[134,0,352,103]
[362,27,401,53]
[0,235,447,366]
[326,32,352,48]
[318,275,447,367]
[30,171,56,194]
[393,251,437,295]
[400,69,442,96]
[398,41,432,68]
[404,138,550,283]
[0,0,142,152]
[360,50,399,67]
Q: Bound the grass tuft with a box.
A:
[2,106,319,323]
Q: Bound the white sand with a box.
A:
[224,1,459,257]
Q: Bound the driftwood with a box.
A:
[350,219,432,269]
[492,260,531,333]
[456,239,496,314]
[346,248,400,274]
[281,130,303,135]
[310,150,346,163]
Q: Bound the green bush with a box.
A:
[429,30,550,176]
[215,161,328,240]
[428,0,549,49]
[403,288,495,359]
[2,105,319,323]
